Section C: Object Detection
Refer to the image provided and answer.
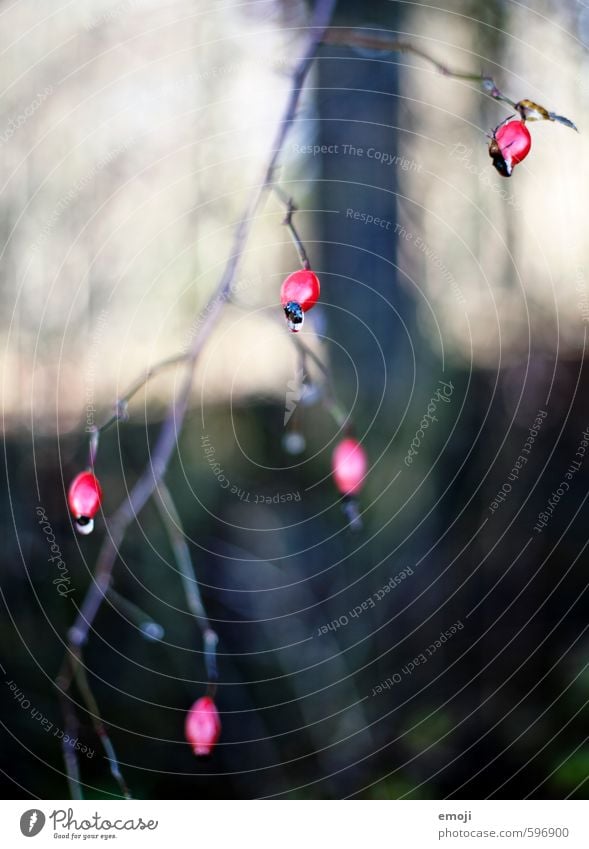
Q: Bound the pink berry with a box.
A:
[68,471,102,535]
[280,269,320,332]
[489,120,531,177]
[185,696,221,756]
[331,437,368,496]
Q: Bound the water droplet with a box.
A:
[75,517,94,535]
[342,497,363,532]
[283,431,306,455]
[141,621,164,641]
[284,301,304,332]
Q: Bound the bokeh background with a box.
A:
[2,0,589,799]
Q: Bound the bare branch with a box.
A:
[273,186,311,269]
[58,0,338,795]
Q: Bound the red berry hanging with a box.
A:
[489,119,531,177]
[67,471,102,535]
[280,269,320,332]
[185,696,221,756]
[332,437,368,496]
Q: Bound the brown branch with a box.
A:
[322,28,517,107]
[56,0,338,796]
[273,186,311,269]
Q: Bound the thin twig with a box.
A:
[273,186,311,269]
[88,353,188,466]
[154,482,218,690]
[70,649,131,799]
[293,336,348,429]
[323,28,578,130]
[55,663,83,799]
[57,0,339,795]
[322,29,517,105]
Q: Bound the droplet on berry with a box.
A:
[489,119,531,177]
[68,471,102,535]
[332,437,368,496]
[185,696,221,756]
[280,270,320,332]
[284,300,304,332]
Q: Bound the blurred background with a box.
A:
[2,0,589,800]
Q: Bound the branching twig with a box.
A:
[56,0,338,795]
[322,29,517,105]
[273,186,311,269]
[322,28,578,130]
[154,482,218,690]
[88,353,188,466]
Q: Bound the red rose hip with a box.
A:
[68,471,102,535]
[489,119,531,177]
[185,696,221,756]
[332,437,368,496]
[280,269,320,332]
